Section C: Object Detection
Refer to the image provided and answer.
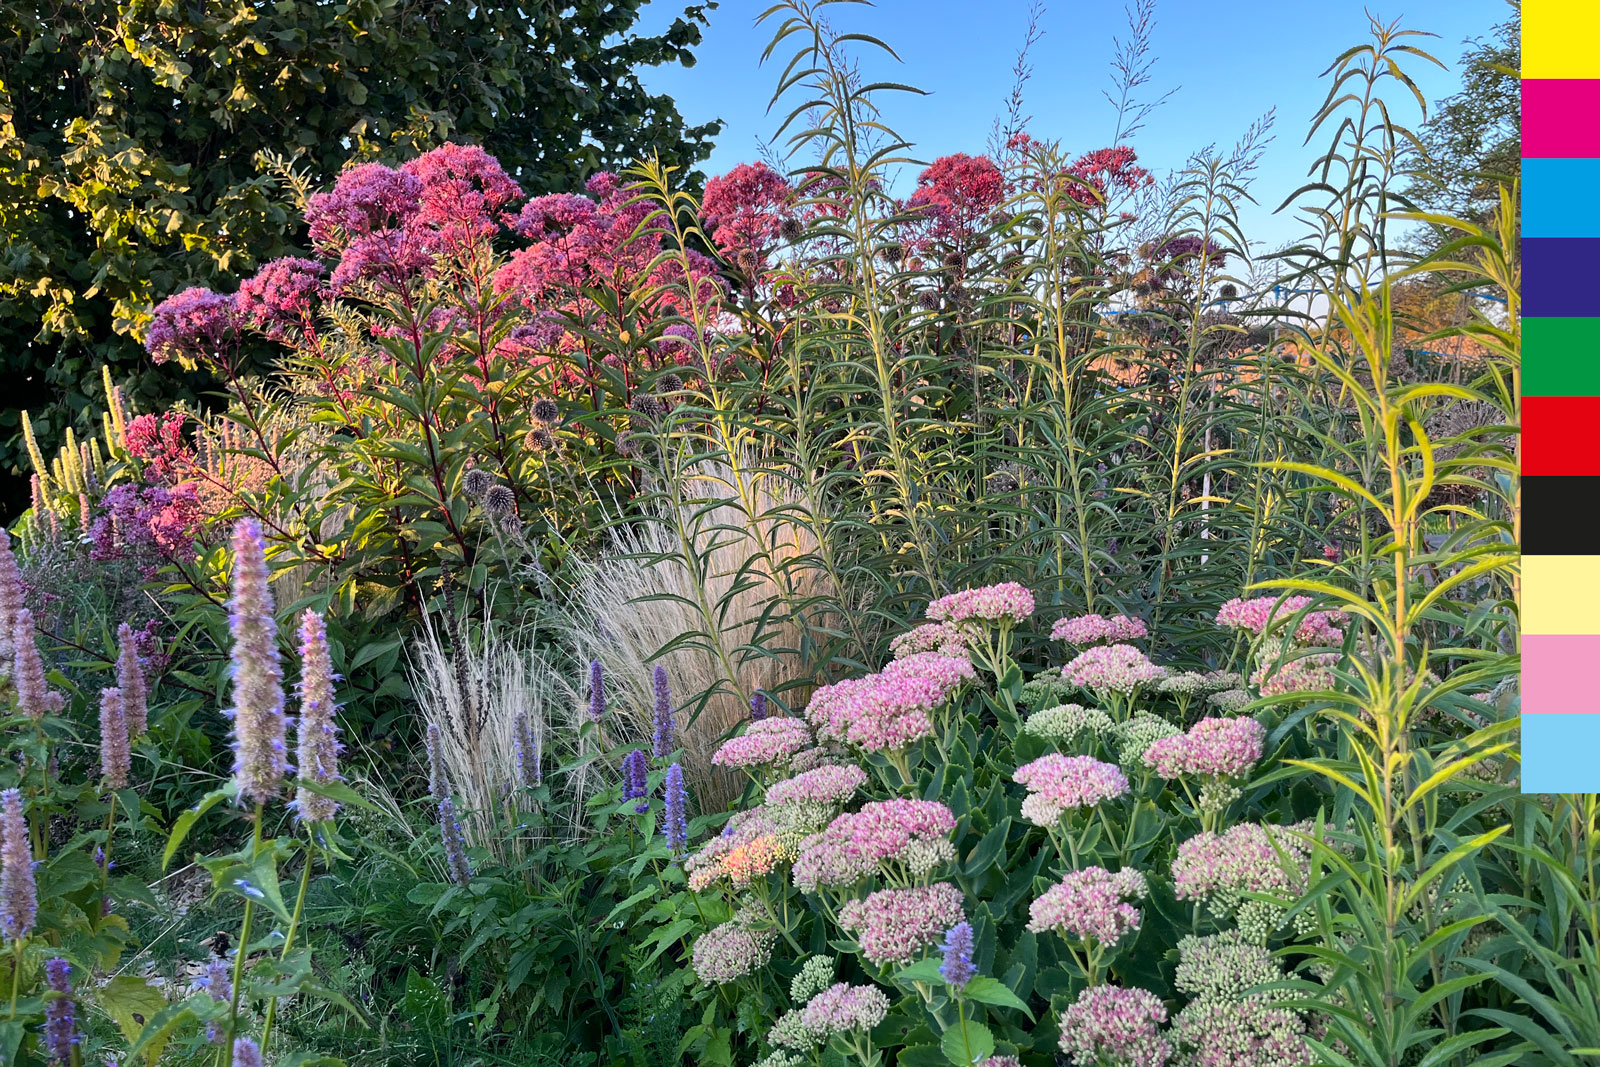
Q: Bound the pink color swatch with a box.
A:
[1522,635,1600,714]
[1524,80,1600,158]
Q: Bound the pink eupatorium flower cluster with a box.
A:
[99,687,131,790]
[904,153,1005,247]
[293,610,342,822]
[710,716,812,769]
[1215,596,1345,645]
[926,582,1035,627]
[889,621,969,660]
[1061,146,1154,206]
[700,162,793,263]
[401,142,523,250]
[1057,985,1171,1067]
[226,520,289,805]
[89,482,204,560]
[1012,754,1129,825]
[305,162,422,250]
[236,258,326,340]
[799,982,891,1037]
[1027,866,1148,944]
[123,412,194,485]
[1143,717,1265,779]
[145,287,239,365]
[804,653,975,752]
[765,764,868,808]
[1060,644,1166,693]
[792,799,956,892]
[691,914,777,984]
[837,882,966,965]
[1050,613,1148,646]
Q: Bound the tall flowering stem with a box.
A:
[116,621,150,737]
[651,664,675,760]
[226,521,288,805]
[1,788,36,1018]
[293,610,342,823]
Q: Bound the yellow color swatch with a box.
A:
[1525,555,1600,634]
[1525,2,1600,78]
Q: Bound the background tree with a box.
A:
[0,0,721,514]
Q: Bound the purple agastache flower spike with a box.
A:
[293,610,342,822]
[651,665,675,760]
[0,529,22,663]
[425,722,450,801]
[663,762,689,856]
[622,749,649,813]
[512,712,539,788]
[43,957,77,1065]
[0,789,36,940]
[204,958,231,1044]
[939,921,977,990]
[439,796,471,886]
[99,687,131,790]
[232,1036,262,1067]
[13,608,64,720]
[588,659,605,722]
[226,520,288,805]
[750,690,766,721]
[116,622,149,737]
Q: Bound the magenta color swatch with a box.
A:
[1524,80,1600,158]
[1523,635,1600,714]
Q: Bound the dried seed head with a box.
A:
[779,217,804,242]
[917,290,941,311]
[482,485,517,519]
[881,243,905,264]
[462,468,494,499]
[532,398,560,424]
[657,372,683,396]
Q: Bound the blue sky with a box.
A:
[640,0,1512,255]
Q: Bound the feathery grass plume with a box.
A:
[512,711,540,788]
[115,622,149,736]
[439,796,472,886]
[651,664,675,759]
[233,1036,262,1067]
[425,722,450,801]
[0,528,22,663]
[622,749,649,813]
[43,957,77,1065]
[12,609,63,720]
[588,658,605,722]
[294,610,342,822]
[0,788,37,940]
[99,687,131,790]
[226,520,288,805]
[663,762,689,856]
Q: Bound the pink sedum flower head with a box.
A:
[1061,644,1166,693]
[711,716,812,769]
[926,582,1035,627]
[803,653,974,753]
[226,520,289,805]
[799,982,891,1037]
[792,798,957,891]
[1252,650,1339,697]
[837,882,966,965]
[1050,613,1149,646]
[1216,596,1344,645]
[1143,716,1265,779]
[1027,866,1148,944]
[765,764,868,808]
[889,621,970,660]
[293,610,343,822]
[1057,985,1171,1067]
[1013,754,1129,825]
[1171,996,1312,1067]
[1170,821,1316,911]
[691,913,777,984]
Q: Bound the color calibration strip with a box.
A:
[1521,2,1600,791]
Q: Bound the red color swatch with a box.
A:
[1524,397,1600,475]
[1524,80,1600,158]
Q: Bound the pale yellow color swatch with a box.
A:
[1525,2,1600,78]
[1525,556,1600,634]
